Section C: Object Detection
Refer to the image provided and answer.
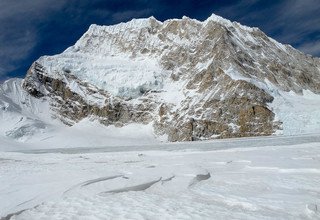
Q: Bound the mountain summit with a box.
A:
[2,14,320,145]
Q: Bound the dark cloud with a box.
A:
[0,0,319,81]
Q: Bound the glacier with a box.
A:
[1,135,320,219]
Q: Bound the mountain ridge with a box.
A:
[1,13,320,146]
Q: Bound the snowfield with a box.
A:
[1,135,320,220]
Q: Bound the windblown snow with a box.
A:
[1,136,320,219]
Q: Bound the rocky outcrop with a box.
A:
[153,67,280,141]
[23,62,156,126]
[22,14,320,141]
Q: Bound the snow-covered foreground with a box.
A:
[1,135,320,220]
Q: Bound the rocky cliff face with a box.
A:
[22,14,320,141]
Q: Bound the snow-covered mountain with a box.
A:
[2,14,320,146]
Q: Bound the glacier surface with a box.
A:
[0,135,320,219]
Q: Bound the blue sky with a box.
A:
[0,0,319,81]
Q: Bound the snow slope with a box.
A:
[1,135,319,219]
[270,90,320,135]
[0,79,161,151]
[2,77,320,150]
[0,78,56,147]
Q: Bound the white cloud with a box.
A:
[0,0,67,76]
[298,40,320,56]
[271,0,320,43]
[216,0,320,56]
